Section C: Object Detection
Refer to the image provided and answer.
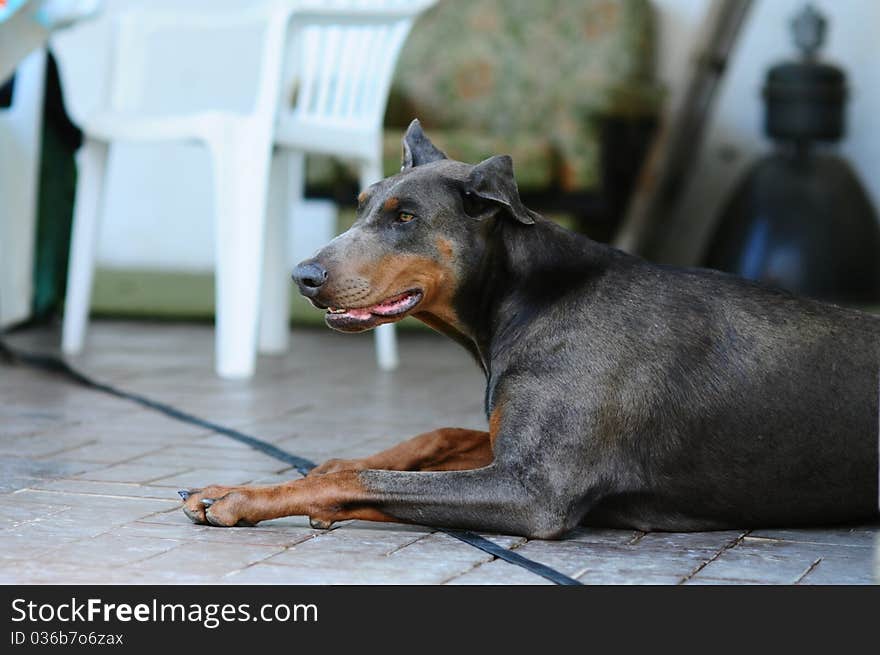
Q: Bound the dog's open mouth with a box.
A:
[322,289,423,332]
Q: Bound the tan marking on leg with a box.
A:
[196,471,399,527]
[309,428,492,476]
[489,405,503,449]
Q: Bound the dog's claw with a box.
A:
[310,517,333,530]
[201,498,216,508]
[177,490,191,500]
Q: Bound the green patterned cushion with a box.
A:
[384,0,660,191]
[309,0,660,193]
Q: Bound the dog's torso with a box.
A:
[482,220,880,531]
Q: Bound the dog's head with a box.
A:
[292,120,536,333]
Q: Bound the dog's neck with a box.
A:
[428,215,617,376]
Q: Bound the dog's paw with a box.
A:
[307,458,367,477]
[178,485,255,527]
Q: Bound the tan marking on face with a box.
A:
[436,237,454,260]
[382,196,400,212]
[357,190,368,204]
[358,253,462,331]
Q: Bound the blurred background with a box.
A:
[2,0,878,378]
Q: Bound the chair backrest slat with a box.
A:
[284,1,433,129]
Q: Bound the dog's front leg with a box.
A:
[180,465,574,539]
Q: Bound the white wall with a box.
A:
[52,0,880,272]
[655,0,880,265]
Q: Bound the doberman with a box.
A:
[180,120,880,538]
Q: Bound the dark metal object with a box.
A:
[705,4,880,303]
[763,5,845,142]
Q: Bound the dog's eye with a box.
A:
[396,212,416,224]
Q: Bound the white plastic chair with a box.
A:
[0,48,46,329]
[265,0,436,371]
[59,0,434,378]
[59,2,294,378]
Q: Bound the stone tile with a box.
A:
[266,526,430,567]
[0,559,142,584]
[635,530,747,551]
[50,441,165,464]
[228,559,461,585]
[683,576,774,586]
[0,498,72,529]
[0,409,74,439]
[129,448,287,473]
[339,519,434,535]
[149,467,279,488]
[696,536,874,584]
[0,456,105,492]
[115,520,317,548]
[40,533,182,567]
[187,433,264,450]
[0,436,96,458]
[123,541,286,583]
[445,560,554,585]
[74,463,192,484]
[24,479,181,501]
[381,535,496,582]
[509,540,717,582]
[9,489,178,517]
[51,420,207,444]
[565,527,643,546]
[796,552,877,585]
[749,525,880,549]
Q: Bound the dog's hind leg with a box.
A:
[307,428,492,476]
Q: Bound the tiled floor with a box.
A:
[1,320,878,584]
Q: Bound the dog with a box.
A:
[180,120,880,538]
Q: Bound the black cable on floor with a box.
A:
[0,337,583,585]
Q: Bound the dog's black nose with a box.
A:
[292,261,328,297]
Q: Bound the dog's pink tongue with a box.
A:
[338,292,414,320]
[345,308,373,320]
[371,292,413,316]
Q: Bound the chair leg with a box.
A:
[62,138,108,354]
[211,134,272,379]
[259,150,301,354]
[360,157,398,371]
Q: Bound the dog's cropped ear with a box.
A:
[463,155,536,225]
[402,119,447,170]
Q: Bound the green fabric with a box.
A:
[31,55,79,321]
[31,119,76,319]
[308,0,661,192]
